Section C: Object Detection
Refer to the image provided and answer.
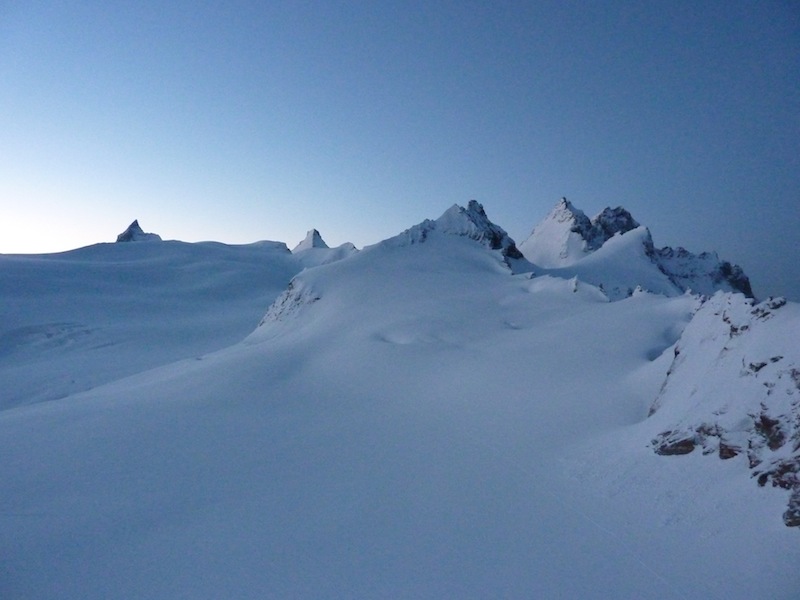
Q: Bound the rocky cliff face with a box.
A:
[653,246,753,297]
[648,293,800,526]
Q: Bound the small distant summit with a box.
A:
[292,229,329,253]
[116,220,162,243]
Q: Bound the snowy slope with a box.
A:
[517,197,595,266]
[0,237,354,408]
[0,205,797,599]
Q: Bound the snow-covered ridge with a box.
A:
[116,219,162,242]
[520,198,753,300]
[383,200,523,262]
[2,203,799,598]
[648,292,800,526]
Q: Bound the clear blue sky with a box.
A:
[1,1,798,299]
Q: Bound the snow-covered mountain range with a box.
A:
[519,198,753,299]
[1,200,797,599]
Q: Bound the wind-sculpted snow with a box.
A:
[1,205,797,599]
[648,292,800,526]
[0,241,301,407]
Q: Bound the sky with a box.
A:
[1,1,798,299]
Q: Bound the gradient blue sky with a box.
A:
[1,1,798,299]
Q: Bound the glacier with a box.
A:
[0,201,797,599]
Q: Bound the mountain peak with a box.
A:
[115,220,162,243]
[380,200,523,263]
[292,229,329,252]
[520,198,753,299]
[518,198,593,267]
[434,200,523,259]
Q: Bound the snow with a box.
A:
[520,199,753,299]
[518,197,592,266]
[1,207,798,599]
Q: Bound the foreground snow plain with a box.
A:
[1,208,797,599]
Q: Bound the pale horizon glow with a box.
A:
[1,2,798,299]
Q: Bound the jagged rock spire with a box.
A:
[116,220,162,243]
[292,229,329,252]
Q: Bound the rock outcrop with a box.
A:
[292,229,329,253]
[116,220,162,243]
[648,293,800,526]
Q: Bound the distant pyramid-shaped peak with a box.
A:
[292,229,329,252]
[116,220,162,243]
[518,198,595,267]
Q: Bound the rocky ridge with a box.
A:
[648,293,800,526]
[520,198,753,299]
[387,200,524,263]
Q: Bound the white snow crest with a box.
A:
[381,200,522,260]
[258,278,321,326]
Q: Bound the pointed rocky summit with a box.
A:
[389,200,523,262]
[116,220,162,243]
[292,229,329,253]
[518,198,639,267]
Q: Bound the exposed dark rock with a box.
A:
[292,229,329,252]
[784,490,800,527]
[718,441,740,459]
[116,220,162,243]
[652,431,696,455]
[717,261,753,298]
[754,413,786,451]
[589,206,640,249]
[755,457,800,495]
